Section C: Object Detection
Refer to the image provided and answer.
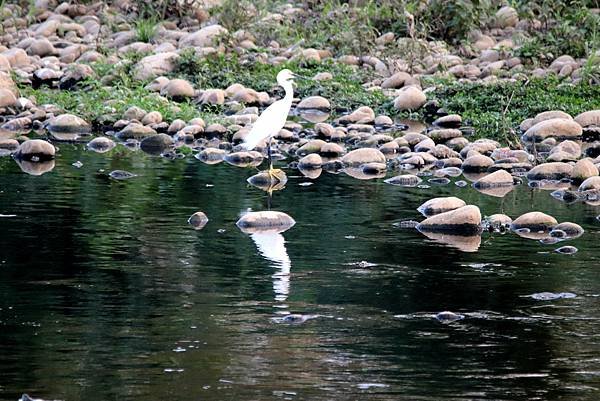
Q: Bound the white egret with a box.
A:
[242,69,304,180]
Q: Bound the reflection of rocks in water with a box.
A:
[49,131,92,142]
[474,184,514,198]
[342,166,386,180]
[298,166,322,179]
[14,158,55,176]
[249,230,291,302]
[419,231,481,253]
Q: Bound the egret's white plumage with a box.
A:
[242,69,296,151]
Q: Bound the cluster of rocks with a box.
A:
[0,0,593,128]
[407,194,583,252]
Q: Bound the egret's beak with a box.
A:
[291,73,311,80]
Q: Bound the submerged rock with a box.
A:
[473,170,514,188]
[188,211,209,230]
[298,153,322,169]
[140,134,174,155]
[360,162,387,175]
[551,222,584,239]
[109,170,137,180]
[483,214,512,232]
[511,212,557,232]
[435,311,465,323]
[341,148,386,166]
[225,151,263,167]
[195,148,226,164]
[13,139,55,161]
[47,113,91,134]
[462,154,494,172]
[416,205,482,235]
[555,245,578,254]
[236,211,296,233]
[247,170,288,191]
[87,137,116,153]
[528,292,576,300]
[526,162,573,181]
[384,174,422,187]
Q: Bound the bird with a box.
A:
[242,69,302,181]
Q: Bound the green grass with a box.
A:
[422,76,600,144]
[175,52,389,112]
[134,18,158,43]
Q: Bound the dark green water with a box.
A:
[1,144,600,401]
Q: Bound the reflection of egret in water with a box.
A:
[249,231,291,304]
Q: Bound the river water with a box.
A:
[1,142,600,401]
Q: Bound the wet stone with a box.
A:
[188,211,209,230]
[418,197,466,217]
[195,148,226,164]
[87,137,116,153]
[528,292,577,300]
[109,170,137,180]
[236,211,296,233]
[435,311,465,323]
[555,245,578,255]
[428,177,451,185]
[384,174,422,187]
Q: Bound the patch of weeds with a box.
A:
[174,52,389,112]
[134,18,158,43]
[18,78,224,126]
[516,1,600,61]
[422,76,600,143]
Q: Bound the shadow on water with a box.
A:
[1,145,600,400]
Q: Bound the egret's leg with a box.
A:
[266,137,285,184]
[267,137,273,170]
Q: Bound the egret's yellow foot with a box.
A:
[268,167,286,183]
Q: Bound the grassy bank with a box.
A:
[19,55,600,144]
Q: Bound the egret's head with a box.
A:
[277,69,296,85]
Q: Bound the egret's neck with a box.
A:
[281,81,294,103]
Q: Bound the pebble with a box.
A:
[555,245,578,255]
[108,170,137,180]
[435,311,465,323]
[527,292,577,300]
